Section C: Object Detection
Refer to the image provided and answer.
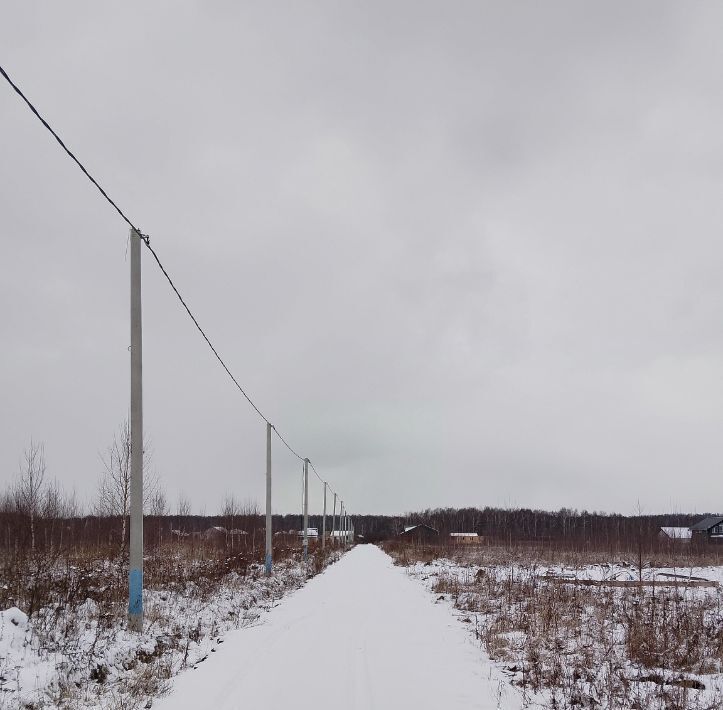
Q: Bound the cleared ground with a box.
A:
[155,544,505,709]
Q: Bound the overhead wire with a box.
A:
[309,461,328,489]
[143,242,269,423]
[0,62,349,511]
[271,426,304,463]
[0,62,271,427]
[0,64,140,238]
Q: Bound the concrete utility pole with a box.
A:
[303,458,309,561]
[322,482,327,550]
[129,228,144,632]
[331,492,337,546]
[265,422,272,576]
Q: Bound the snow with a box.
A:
[1,607,28,629]
[405,555,723,708]
[539,560,723,583]
[155,545,517,710]
[0,556,324,707]
[660,526,692,539]
[0,606,58,707]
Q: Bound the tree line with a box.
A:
[2,428,714,556]
[354,506,707,551]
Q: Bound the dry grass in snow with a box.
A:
[0,545,342,709]
[386,543,723,710]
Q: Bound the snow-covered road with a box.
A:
[155,545,509,709]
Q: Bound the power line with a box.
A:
[143,241,269,423]
[309,461,327,487]
[273,428,333,495]
[0,64,141,239]
[272,426,304,462]
[0,62,270,424]
[0,62,348,507]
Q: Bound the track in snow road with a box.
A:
[155,545,508,710]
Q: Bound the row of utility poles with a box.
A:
[297,458,353,563]
[128,229,353,632]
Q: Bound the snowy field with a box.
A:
[398,548,723,709]
[5,543,723,709]
[0,550,341,709]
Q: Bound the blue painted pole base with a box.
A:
[129,567,143,632]
[265,553,272,576]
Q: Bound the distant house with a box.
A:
[450,532,480,545]
[690,516,723,541]
[399,523,439,542]
[227,529,248,547]
[328,529,354,544]
[297,527,319,539]
[202,526,227,541]
[658,527,691,542]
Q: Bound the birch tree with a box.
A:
[96,420,158,552]
[16,439,46,552]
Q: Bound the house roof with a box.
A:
[660,527,692,539]
[690,516,723,531]
[400,523,439,535]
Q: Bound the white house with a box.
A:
[658,526,692,542]
[297,527,319,538]
[331,530,353,542]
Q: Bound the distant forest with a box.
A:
[0,500,715,554]
[350,507,708,546]
[3,438,712,554]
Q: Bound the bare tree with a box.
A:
[177,492,191,518]
[240,497,260,548]
[96,420,158,552]
[43,478,63,519]
[0,489,14,515]
[239,497,260,530]
[60,488,82,519]
[222,493,241,548]
[221,493,240,520]
[16,440,46,552]
[150,488,168,517]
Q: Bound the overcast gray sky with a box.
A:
[2,1,723,516]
